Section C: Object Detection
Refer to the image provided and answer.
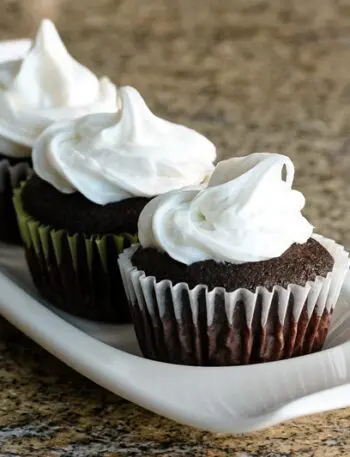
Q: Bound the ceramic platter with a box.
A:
[2,40,350,434]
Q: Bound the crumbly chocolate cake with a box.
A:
[131,238,334,291]
[22,175,150,235]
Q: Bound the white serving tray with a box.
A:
[1,39,350,434]
[1,242,350,434]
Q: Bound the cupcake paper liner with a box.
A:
[13,185,138,322]
[118,235,349,366]
[0,158,31,244]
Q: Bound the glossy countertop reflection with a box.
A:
[1,1,350,455]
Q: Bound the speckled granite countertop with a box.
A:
[2,0,350,455]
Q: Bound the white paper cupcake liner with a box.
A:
[0,157,31,244]
[118,235,349,366]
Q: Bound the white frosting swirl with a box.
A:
[33,85,216,205]
[139,153,314,265]
[0,19,117,155]
[0,54,31,157]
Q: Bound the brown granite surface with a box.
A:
[2,0,350,455]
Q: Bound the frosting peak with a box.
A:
[100,86,151,144]
[138,153,314,265]
[33,86,216,205]
[0,19,118,150]
[10,19,100,108]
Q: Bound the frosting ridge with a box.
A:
[138,153,314,265]
[0,19,117,151]
[33,86,216,204]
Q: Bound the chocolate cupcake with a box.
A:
[0,19,118,243]
[119,153,349,365]
[14,85,216,322]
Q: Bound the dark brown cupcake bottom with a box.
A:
[15,181,146,322]
[24,234,133,322]
[0,154,31,244]
[130,244,334,364]
[131,290,332,366]
[121,234,346,366]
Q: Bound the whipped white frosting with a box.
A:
[139,153,314,265]
[33,85,216,205]
[0,19,117,156]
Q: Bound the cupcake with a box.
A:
[0,19,118,243]
[14,85,216,322]
[119,153,349,366]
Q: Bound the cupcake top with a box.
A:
[0,19,117,157]
[33,86,216,205]
[138,153,314,265]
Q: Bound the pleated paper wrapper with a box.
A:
[0,158,31,244]
[13,185,137,323]
[118,235,349,366]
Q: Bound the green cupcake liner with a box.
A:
[0,157,31,244]
[13,184,138,322]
